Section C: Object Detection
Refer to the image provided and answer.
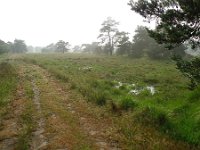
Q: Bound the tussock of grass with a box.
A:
[119,95,137,111]
[135,107,171,130]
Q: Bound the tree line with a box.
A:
[0,39,27,54]
[77,17,186,60]
[0,17,187,60]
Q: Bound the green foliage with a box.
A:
[82,42,102,54]
[41,43,56,53]
[55,40,70,53]
[13,39,27,53]
[98,17,119,55]
[173,56,200,89]
[0,40,9,54]
[129,0,200,48]
[0,39,28,53]
[130,26,186,59]
[115,32,132,56]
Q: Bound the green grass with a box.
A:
[19,53,200,145]
[0,61,17,119]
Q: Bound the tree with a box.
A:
[129,0,200,49]
[173,56,200,89]
[131,26,149,58]
[172,45,187,57]
[13,39,27,53]
[7,42,14,53]
[27,46,34,53]
[115,31,132,56]
[130,26,186,59]
[98,17,119,55]
[129,0,200,88]
[42,43,56,53]
[82,42,102,54]
[73,45,82,53]
[131,26,169,59]
[55,40,70,53]
[0,40,9,54]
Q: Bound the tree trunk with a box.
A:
[108,31,112,56]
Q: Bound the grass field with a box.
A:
[16,53,200,145]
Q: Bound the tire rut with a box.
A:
[31,78,48,150]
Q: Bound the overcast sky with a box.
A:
[0,0,151,47]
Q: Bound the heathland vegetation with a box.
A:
[0,0,200,149]
[20,53,200,145]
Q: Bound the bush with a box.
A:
[173,56,200,90]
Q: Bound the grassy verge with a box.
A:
[0,61,17,120]
[19,53,200,146]
[16,69,35,150]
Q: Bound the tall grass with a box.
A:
[0,61,17,120]
[0,62,17,107]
